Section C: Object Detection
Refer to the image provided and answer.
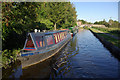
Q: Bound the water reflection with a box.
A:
[2,60,22,78]
[2,29,120,79]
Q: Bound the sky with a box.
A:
[72,2,118,23]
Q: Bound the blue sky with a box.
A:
[72,2,118,23]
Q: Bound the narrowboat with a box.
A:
[69,26,78,37]
[17,30,71,68]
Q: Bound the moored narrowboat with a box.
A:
[69,26,78,37]
[17,30,71,68]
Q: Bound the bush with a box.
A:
[2,49,20,68]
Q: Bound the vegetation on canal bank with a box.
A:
[89,27,120,48]
[94,19,119,28]
[83,26,89,30]
[2,49,21,69]
[2,2,77,68]
[91,27,120,38]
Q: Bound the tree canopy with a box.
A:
[2,2,77,50]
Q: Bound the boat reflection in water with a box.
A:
[2,60,22,78]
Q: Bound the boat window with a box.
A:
[62,32,64,40]
[62,32,64,39]
[59,33,61,41]
[65,32,67,38]
[65,32,67,37]
[57,33,60,42]
[61,33,62,40]
[63,32,65,39]
[26,36,34,48]
[35,36,45,48]
[63,32,65,38]
[60,32,62,41]
[45,35,54,46]
[59,33,61,42]
[24,35,35,51]
[60,33,62,40]
[63,32,64,39]
[53,33,58,44]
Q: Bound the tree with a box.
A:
[2,2,39,49]
[45,2,65,30]
[46,2,77,30]
[94,19,119,28]
[94,19,110,27]
[78,19,87,24]
[35,2,53,30]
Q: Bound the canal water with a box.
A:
[3,29,120,79]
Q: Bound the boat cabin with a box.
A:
[23,30,69,51]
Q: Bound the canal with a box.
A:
[3,29,120,79]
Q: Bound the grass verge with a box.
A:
[91,27,120,38]
[90,28,120,48]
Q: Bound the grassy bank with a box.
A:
[91,27,120,38]
[90,27,120,48]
